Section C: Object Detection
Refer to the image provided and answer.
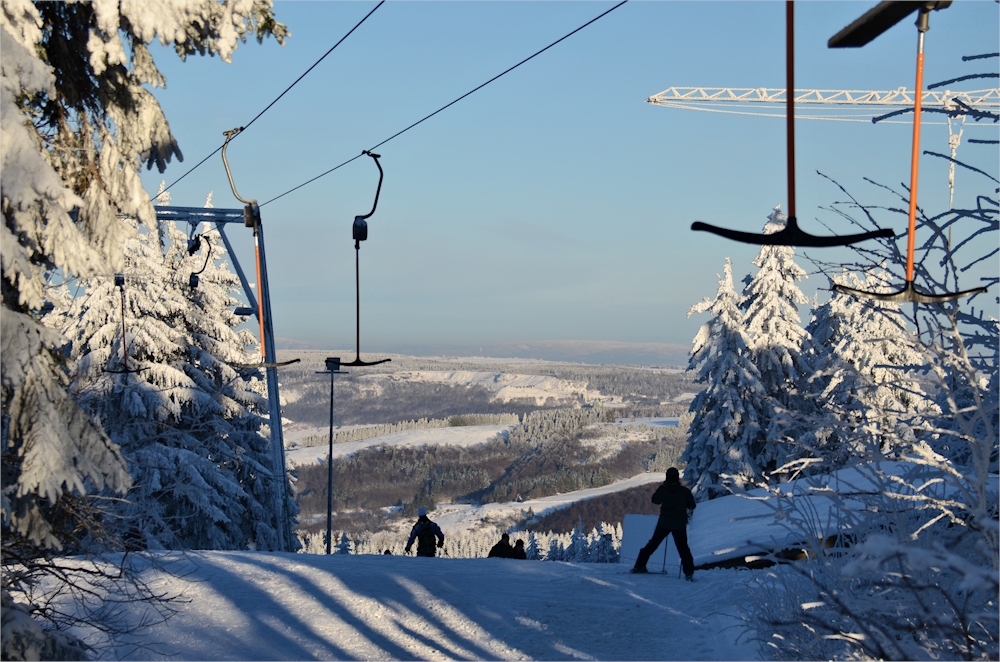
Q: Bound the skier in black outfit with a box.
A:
[631,467,696,580]
[405,507,445,557]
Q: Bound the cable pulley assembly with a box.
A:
[691,1,895,248]
[343,150,390,368]
[830,1,987,303]
[221,128,301,370]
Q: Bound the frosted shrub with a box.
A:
[742,459,998,660]
[739,136,997,658]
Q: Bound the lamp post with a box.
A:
[316,357,347,554]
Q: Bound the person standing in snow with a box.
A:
[631,467,696,580]
[512,539,528,560]
[488,533,515,558]
[405,507,445,557]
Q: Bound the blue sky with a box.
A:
[142,1,999,353]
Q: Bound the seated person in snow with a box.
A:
[487,533,515,558]
[512,539,528,560]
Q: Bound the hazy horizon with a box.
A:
[276,337,691,366]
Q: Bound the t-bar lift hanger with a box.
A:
[103,274,145,376]
[829,1,987,303]
[221,128,301,369]
[691,1,895,247]
[342,150,391,368]
[187,226,212,290]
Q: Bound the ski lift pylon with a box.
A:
[692,1,895,247]
[831,2,988,303]
[344,150,391,368]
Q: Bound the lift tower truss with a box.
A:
[646,86,1000,120]
[154,205,295,551]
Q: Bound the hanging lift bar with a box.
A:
[691,1,895,247]
[830,1,988,303]
[102,274,146,376]
[342,150,391,368]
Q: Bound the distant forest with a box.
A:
[294,407,688,536]
[523,483,664,534]
[277,353,696,426]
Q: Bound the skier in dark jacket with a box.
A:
[405,507,445,557]
[631,467,696,580]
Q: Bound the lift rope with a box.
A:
[343,151,391,367]
[831,2,988,303]
[260,0,629,208]
[153,1,385,201]
[691,1,895,247]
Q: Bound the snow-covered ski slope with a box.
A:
[88,552,756,661]
[73,462,973,660]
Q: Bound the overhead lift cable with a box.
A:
[261,0,629,207]
[154,1,385,200]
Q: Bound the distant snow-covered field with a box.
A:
[359,370,610,405]
[284,424,512,468]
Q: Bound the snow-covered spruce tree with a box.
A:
[525,531,541,560]
[566,520,589,562]
[1,2,286,655]
[59,213,291,551]
[794,269,932,472]
[545,537,564,562]
[740,207,813,472]
[681,259,772,499]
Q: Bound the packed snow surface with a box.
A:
[94,552,757,661]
